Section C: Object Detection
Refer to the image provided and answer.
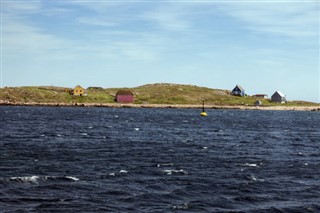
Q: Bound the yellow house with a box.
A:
[72,85,85,96]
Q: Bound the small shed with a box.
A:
[254,100,262,106]
[254,94,268,99]
[231,85,245,96]
[116,90,134,103]
[70,85,85,96]
[271,91,286,103]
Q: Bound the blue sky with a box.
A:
[1,0,319,102]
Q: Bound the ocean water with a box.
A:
[0,106,319,212]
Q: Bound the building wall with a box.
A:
[271,94,285,103]
[254,95,268,99]
[73,86,84,96]
[116,95,134,103]
[231,88,245,96]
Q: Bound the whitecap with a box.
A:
[162,169,188,175]
[81,133,88,136]
[203,147,208,150]
[157,163,174,167]
[163,170,173,175]
[9,175,79,183]
[88,126,93,129]
[65,176,79,181]
[119,170,128,174]
[108,170,128,176]
[172,203,190,210]
[56,134,62,137]
[10,176,40,183]
[134,128,140,131]
[243,163,258,167]
[251,175,264,182]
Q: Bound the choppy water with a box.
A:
[0,106,320,212]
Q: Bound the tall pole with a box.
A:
[202,100,205,112]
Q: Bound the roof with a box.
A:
[116,90,134,96]
[74,85,83,89]
[273,91,285,97]
[234,85,244,91]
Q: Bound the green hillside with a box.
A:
[0,83,318,106]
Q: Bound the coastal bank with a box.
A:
[1,100,319,111]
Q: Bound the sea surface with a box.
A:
[0,106,319,212]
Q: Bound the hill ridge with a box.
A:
[0,83,318,106]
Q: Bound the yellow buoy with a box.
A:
[200,100,208,116]
[200,111,208,117]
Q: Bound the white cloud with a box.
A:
[143,7,191,32]
[2,1,66,54]
[42,7,76,17]
[64,1,124,12]
[1,1,162,63]
[77,16,118,27]
[2,15,74,61]
[218,2,319,38]
[2,1,42,13]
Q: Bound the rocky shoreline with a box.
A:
[1,100,319,111]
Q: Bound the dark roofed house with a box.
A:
[231,85,245,96]
[271,91,286,103]
[116,90,134,103]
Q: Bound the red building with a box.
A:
[116,90,134,103]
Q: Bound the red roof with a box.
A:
[116,90,134,96]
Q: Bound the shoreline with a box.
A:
[1,101,319,111]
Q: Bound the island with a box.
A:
[0,83,319,111]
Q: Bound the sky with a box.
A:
[1,0,319,102]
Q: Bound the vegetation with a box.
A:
[0,83,318,107]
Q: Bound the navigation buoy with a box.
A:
[201,100,208,116]
[201,111,208,117]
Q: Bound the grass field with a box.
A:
[0,83,318,107]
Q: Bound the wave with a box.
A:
[162,169,188,175]
[172,202,190,210]
[0,175,79,184]
[106,169,129,177]
[157,163,174,167]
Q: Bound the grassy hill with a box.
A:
[0,83,318,107]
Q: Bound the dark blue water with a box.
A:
[1,106,319,212]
